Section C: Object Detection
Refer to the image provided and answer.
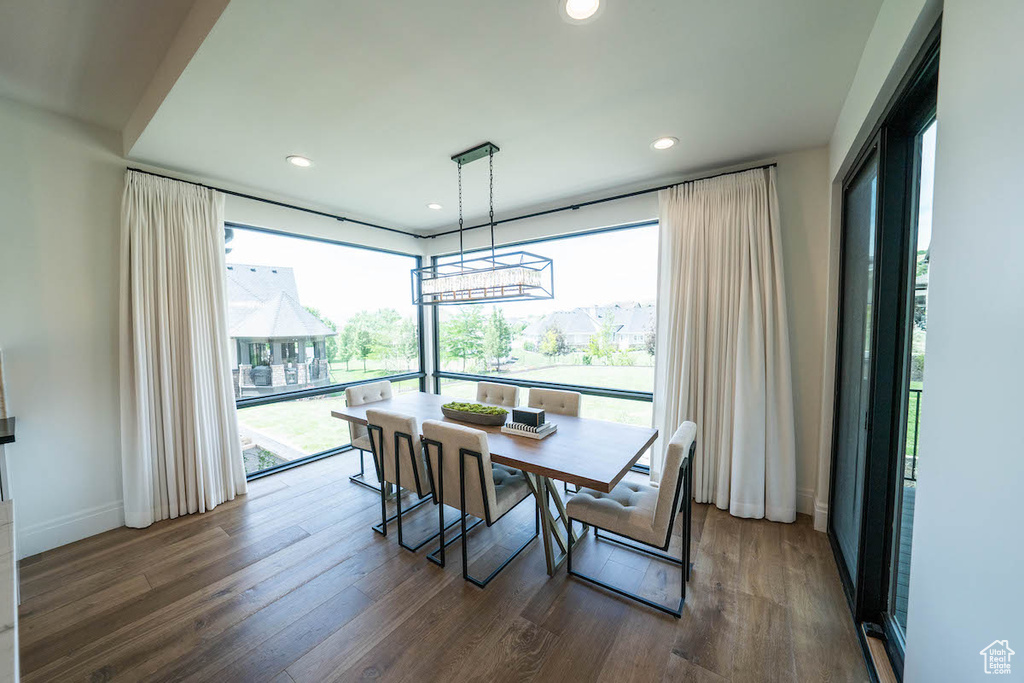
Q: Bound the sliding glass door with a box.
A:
[827,29,938,679]
[889,117,936,641]
[831,146,879,582]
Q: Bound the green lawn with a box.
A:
[328,359,418,384]
[238,378,419,462]
[238,394,352,456]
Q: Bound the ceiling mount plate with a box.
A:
[451,142,500,166]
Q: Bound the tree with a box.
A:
[643,323,656,356]
[443,306,485,372]
[370,308,402,370]
[586,316,618,363]
[356,326,374,372]
[539,324,568,359]
[484,308,513,371]
[338,324,356,370]
[344,311,376,372]
[399,318,419,371]
[304,306,338,362]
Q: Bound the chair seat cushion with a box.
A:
[490,464,531,520]
[567,480,661,546]
[352,434,372,451]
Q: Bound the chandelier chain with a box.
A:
[489,148,495,260]
[458,160,464,267]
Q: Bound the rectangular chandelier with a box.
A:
[412,251,554,305]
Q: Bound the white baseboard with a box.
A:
[813,498,829,532]
[796,487,815,516]
[17,499,124,560]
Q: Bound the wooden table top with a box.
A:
[331,391,657,493]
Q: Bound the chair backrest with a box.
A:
[421,420,497,521]
[345,380,393,445]
[652,422,697,541]
[366,408,431,498]
[527,387,582,417]
[476,381,519,407]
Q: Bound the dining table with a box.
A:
[331,390,658,575]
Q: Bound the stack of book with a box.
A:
[501,421,557,440]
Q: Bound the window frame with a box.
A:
[429,220,657,472]
[227,221,427,480]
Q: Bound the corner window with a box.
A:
[432,222,658,465]
[227,225,424,477]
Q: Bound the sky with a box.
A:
[227,223,659,327]
[439,224,659,318]
[226,230,419,327]
[916,120,937,251]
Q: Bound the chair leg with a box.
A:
[456,457,537,588]
[568,517,686,618]
[459,507,538,588]
[349,449,383,493]
[426,509,483,568]
[371,491,433,536]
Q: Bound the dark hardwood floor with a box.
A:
[18,454,868,682]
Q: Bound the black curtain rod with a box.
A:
[426,161,778,238]
[126,167,422,239]
[128,160,777,242]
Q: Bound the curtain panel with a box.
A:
[652,167,796,522]
[119,170,247,528]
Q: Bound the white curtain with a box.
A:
[119,170,247,528]
[651,167,796,522]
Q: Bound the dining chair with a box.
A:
[365,408,439,552]
[475,381,519,407]
[528,387,583,494]
[421,420,538,587]
[566,421,696,617]
[345,380,393,492]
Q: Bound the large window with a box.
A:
[433,222,658,462]
[227,225,423,477]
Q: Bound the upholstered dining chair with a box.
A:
[365,408,439,552]
[527,387,583,494]
[421,420,538,587]
[345,380,393,492]
[566,421,696,617]
[476,381,519,408]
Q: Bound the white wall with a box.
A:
[0,97,422,559]
[427,148,832,516]
[904,1,1024,679]
[0,96,126,557]
[829,0,943,181]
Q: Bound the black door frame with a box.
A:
[827,23,940,681]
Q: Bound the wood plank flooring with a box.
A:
[18,454,868,682]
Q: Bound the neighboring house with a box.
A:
[522,302,654,350]
[226,264,336,397]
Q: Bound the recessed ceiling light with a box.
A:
[427,203,443,210]
[562,0,600,22]
[286,155,312,167]
[651,137,678,150]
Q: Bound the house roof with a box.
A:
[226,264,335,339]
[523,309,599,337]
[523,303,654,338]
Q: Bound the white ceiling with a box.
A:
[0,0,195,130]
[129,0,881,233]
